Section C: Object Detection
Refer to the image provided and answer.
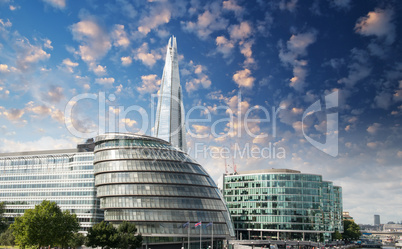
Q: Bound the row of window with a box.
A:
[228,202,322,210]
[6,208,97,214]
[0,165,93,174]
[95,139,171,150]
[228,208,323,216]
[0,173,94,182]
[227,195,322,204]
[131,222,230,236]
[232,215,324,224]
[225,181,322,189]
[4,199,99,205]
[96,184,220,199]
[0,154,93,167]
[95,172,212,187]
[0,182,95,189]
[234,222,323,231]
[225,174,322,182]
[227,201,322,209]
[224,188,321,197]
[94,160,205,175]
[100,196,226,210]
[0,191,96,197]
[105,209,227,223]
[94,148,194,164]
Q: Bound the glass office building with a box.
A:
[223,169,343,242]
[94,133,235,249]
[154,35,187,151]
[0,140,104,232]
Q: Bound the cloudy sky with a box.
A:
[0,0,401,225]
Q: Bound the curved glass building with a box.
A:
[94,133,234,248]
[223,169,342,242]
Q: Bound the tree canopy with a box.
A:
[86,221,142,249]
[117,221,143,249]
[343,220,361,241]
[0,202,7,233]
[11,200,80,249]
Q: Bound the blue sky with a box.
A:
[0,0,401,225]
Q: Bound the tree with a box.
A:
[332,230,343,240]
[343,220,361,241]
[68,232,86,249]
[0,227,15,246]
[0,202,7,233]
[117,221,143,249]
[86,221,119,249]
[11,200,80,249]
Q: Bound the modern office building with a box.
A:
[223,169,343,242]
[0,139,104,232]
[94,133,235,249]
[154,35,187,152]
[374,215,380,226]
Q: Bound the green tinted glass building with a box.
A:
[223,169,343,242]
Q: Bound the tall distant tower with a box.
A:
[154,36,187,151]
[374,214,380,226]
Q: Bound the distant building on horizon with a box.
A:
[374,214,381,226]
[223,168,343,242]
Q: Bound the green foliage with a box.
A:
[117,221,143,249]
[86,221,143,249]
[11,200,80,249]
[68,232,86,249]
[0,227,15,246]
[332,230,343,240]
[0,202,7,233]
[343,220,361,241]
[86,221,119,249]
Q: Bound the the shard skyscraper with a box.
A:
[154,36,187,152]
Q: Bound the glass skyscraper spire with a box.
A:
[154,36,187,152]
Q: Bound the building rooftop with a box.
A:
[227,168,301,175]
[0,138,95,157]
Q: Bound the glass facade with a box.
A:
[94,133,234,246]
[223,169,343,241]
[154,36,187,151]
[0,142,104,232]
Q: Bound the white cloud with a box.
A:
[216,36,235,59]
[239,40,255,66]
[95,77,115,85]
[181,5,228,40]
[355,8,395,44]
[0,64,10,73]
[111,24,130,48]
[278,30,317,91]
[222,0,244,18]
[70,17,111,70]
[138,7,171,35]
[367,123,381,134]
[121,118,136,127]
[0,107,24,121]
[184,61,212,93]
[121,56,132,66]
[232,68,255,89]
[338,48,371,88]
[137,74,160,94]
[62,58,78,73]
[229,21,252,41]
[41,0,66,9]
[133,43,162,67]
